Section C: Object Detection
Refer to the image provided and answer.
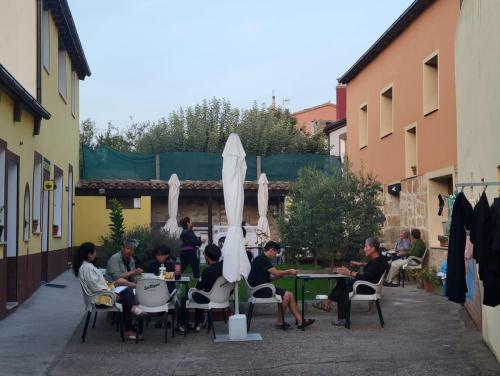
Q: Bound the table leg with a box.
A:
[301,279,305,331]
[294,277,298,299]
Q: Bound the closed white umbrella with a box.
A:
[162,173,180,236]
[221,134,250,285]
[256,173,271,245]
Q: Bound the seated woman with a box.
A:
[73,242,145,340]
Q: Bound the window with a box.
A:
[106,197,141,209]
[58,45,67,100]
[380,86,393,137]
[423,52,439,115]
[53,167,63,237]
[358,103,368,148]
[33,154,42,234]
[405,124,417,177]
[0,142,5,242]
[24,185,30,242]
[71,70,76,115]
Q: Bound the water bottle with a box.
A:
[174,257,181,281]
[159,263,166,278]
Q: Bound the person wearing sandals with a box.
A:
[73,242,146,340]
[248,241,315,330]
[313,237,388,327]
[179,244,224,332]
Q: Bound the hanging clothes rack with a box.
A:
[455,181,500,188]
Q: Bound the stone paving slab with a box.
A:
[48,286,500,376]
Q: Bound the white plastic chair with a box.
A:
[79,280,124,343]
[400,248,428,287]
[135,278,177,343]
[185,276,234,339]
[346,271,387,329]
[244,277,285,331]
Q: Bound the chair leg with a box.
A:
[81,311,92,342]
[401,269,405,288]
[208,310,216,339]
[119,312,125,342]
[247,303,254,331]
[172,310,175,338]
[92,311,98,328]
[164,313,168,344]
[206,311,210,333]
[345,301,351,330]
[223,309,228,324]
[184,309,189,337]
[375,299,384,328]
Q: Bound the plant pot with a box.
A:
[423,281,435,293]
[52,225,59,236]
[439,240,448,248]
[32,220,39,233]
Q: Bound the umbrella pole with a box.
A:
[234,280,239,315]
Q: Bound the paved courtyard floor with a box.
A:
[1,272,499,376]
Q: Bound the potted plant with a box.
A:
[408,269,423,289]
[32,219,39,233]
[438,235,448,248]
[421,269,440,293]
[52,224,59,236]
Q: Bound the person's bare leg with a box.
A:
[277,293,291,325]
[285,292,303,325]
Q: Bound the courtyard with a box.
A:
[0,271,498,376]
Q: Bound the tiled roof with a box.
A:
[324,118,347,134]
[77,179,289,191]
[292,102,336,116]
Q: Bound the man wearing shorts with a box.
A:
[248,241,314,329]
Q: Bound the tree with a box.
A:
[279,162,384,266]
[107,198,125,252]
[79,118,97,147]
[80,97,328,155]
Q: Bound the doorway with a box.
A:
[41,168,50,282]
[6,155,19,307]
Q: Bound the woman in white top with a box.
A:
[73,242,144,340]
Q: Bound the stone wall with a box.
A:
[381,175,430,248]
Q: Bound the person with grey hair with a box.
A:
[312,237,388,327]
[105,239,143,288]
[394,230,411,254]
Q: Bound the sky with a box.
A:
[68,0,414,130]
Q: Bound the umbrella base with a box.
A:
[213,333,263,343]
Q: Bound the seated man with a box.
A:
[248,241,314,329]
[105,239,143,288]
[180,244,224,332]
[393,230,411,256]
[313,237,388,327]
[385,228,426,286]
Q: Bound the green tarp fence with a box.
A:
[81,145,340,181]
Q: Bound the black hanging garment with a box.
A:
[483,198,500,307]
[446,192,473,304]
[471,192,493,281]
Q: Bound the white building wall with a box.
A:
[455,0,500,362]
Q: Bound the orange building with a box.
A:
[292,102,336,135]
[339,0,460,250]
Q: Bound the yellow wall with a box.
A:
[455,0,500,363]
[74,196,152,246]
[0,8,81,257]
[0,0,37,97]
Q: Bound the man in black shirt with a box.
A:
[248,241,314,329]
[313,237,388,326]
[180,244,223,332]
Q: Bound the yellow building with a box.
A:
[0,0,90,318]
[455,0,500,362]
